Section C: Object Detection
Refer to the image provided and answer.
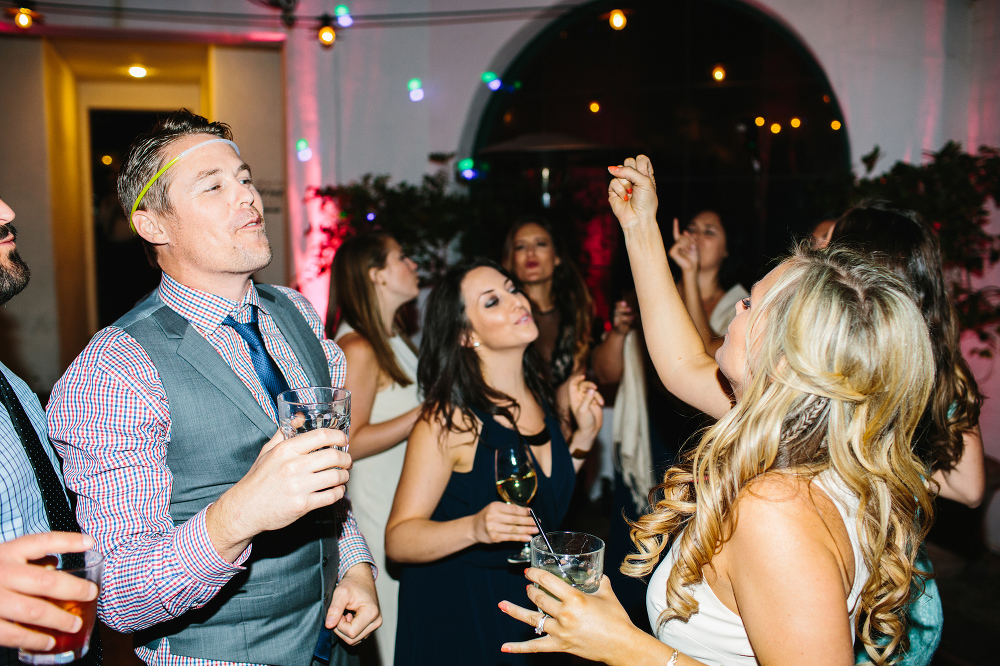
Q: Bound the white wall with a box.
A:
[0,37,60,390]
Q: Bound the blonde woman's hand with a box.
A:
[608,155,657,231]
[472,502,538,544]
[499,569,639,662]
[568,374,603,442]
[668,217,699,274]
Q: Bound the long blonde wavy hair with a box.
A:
[623,246,935,665]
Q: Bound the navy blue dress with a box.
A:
[394,406,575,666]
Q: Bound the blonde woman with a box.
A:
[328,231,422,666]
[499,156,936,666]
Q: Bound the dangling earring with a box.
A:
[473,342,480,348]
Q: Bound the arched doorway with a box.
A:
[467,0,851,316]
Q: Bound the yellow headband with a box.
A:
[129,138,241,234]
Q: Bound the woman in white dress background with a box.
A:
[328,231,422,666]
[499,156,937,666]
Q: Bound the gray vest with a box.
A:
[117,285,339,666]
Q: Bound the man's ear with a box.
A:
[132,210,170,246]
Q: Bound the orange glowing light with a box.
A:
[319,25,336,45]
[15,8,32,28]
[589,101,600,113]
[101,155,112,165]
[770,123,781,134]
[712,65,725,82]
[609,10,626,30]
[790,117,801,128]
[754,116,765,127]
[831,120,842,130]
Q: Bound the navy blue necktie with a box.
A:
[222,307,290,408]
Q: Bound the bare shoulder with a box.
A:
[730,473,835,551]
[411,406,478,463]
[337,331,375,357]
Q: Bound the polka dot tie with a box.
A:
[0,369,79,534]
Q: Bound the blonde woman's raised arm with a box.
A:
[607,156,731,419]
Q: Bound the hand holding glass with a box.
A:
[530,531,605,596]
[18,550,103,665]
[277,387,351,451]
[495,443,538,563]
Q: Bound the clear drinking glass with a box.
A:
[276,387,351,451]
[530,531,605,595]
[18,550,103,665]
[495,443,538,564]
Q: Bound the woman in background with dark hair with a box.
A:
[385,258,603,666]
[668,210,748,355]
[328,231,422,666]
[829,201,986,666]
[501,218,594,398]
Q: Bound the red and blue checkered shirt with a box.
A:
[47,275,375,666]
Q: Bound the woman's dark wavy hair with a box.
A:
[830,199,982,472]
[418,258,555,437]
[500,217,593,373]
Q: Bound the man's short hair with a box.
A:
[118,109,233,268]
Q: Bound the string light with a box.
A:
[711,65,725,82]
[14,7,33,28]
[366,212,376,221]
[481,72,502,91]
[101,155,113,165]
[296,139,312,162]
[755,116,765,127]
[128,66,147,78]
[831,120,842,130]
[609,9,626,30]
[408,78,424,101]
[457,158,474,171]
[318,14,336,46]
[334,5,353,27]
[790,117,801,128]
[589,101,600,113]
[770,123,781,134]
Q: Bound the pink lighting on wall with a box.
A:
[285,27,337,323]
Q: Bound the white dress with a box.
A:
[335,323,420,666]
[646,471,868,666]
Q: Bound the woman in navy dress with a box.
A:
[386,259,603,666]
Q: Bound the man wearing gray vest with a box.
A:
[47,111,380,666]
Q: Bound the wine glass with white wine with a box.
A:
[495,441,539,564]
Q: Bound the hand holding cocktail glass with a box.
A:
[0,532,101,663]
[498,530,627,660]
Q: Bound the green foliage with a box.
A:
[312,171,477,280]
[852,141,1000,355]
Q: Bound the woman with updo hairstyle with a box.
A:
[501,217,594,400]
[386,258,603,666]
[327,231,422,666]
[499,156,937,666]
[829,200,986,666]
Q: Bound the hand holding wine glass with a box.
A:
[496,443,541,562]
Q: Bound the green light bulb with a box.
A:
[335,5,350,16]
[296,138,308,151]
[481,71,498,83]
[407,78,422,91]
[457,158,474,171]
